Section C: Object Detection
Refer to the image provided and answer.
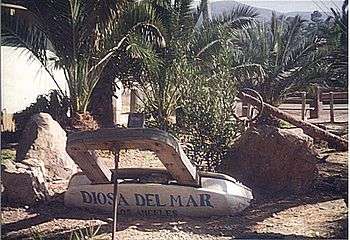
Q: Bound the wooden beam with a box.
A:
[130,88,138,113]
[301,92,306,121]
[330,92,335,123]
[310,86,322,119]
[66,128,199,186]
[67,146,112,183]
[238,92,348,151]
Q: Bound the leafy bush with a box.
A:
[176,58,244,171]
[177,106,242,171]
[0,149,15,165]
[138,5,258,169]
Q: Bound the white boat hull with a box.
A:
[65,173,253,217]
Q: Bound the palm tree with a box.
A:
[327,0,348,88]
[128,1,258,130]
[112,0,197,129]
[2,0,164,122]
[231,13,326,105]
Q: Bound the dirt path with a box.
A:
[2,147,347,240]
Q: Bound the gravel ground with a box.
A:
[2,146,348,240]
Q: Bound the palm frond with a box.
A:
[1,10,65,94]
[2,12,48,64]
[212,5,258,29]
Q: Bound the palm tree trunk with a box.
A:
[88,62,116,128]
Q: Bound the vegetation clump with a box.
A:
[2,0,348,169]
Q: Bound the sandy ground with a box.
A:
[2,145,348,240]
[1,104,348,239]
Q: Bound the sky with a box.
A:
[208,0,344,12]
[239,1,343,12]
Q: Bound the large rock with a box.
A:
[16,113,77,181]
[219,125,318,194]
[1,159,49,205]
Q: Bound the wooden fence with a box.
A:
[281,87,348,123]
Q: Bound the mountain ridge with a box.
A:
[209,0,330,21]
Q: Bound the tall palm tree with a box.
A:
[121,0,258,130]
[2,0,164,120]
[113,0,196,129]
[327,0,348,88]
[231,13,326,105]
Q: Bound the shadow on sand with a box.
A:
[2,187,347,240]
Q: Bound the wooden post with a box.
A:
[66,149,112,183]
[247,103,252,120]
[112,96,118,125]
[238,91,348,151]
[301,92,306,121]
[310,86,322,119]
[242,101,248,117]
[112,146,120,240]
[330,92,335,123]
[130,88,137,113]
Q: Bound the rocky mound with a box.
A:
[2,113,78,205]
[219,125,318,194]
[16,113,77,181]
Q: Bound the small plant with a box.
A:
[0,149,15,165]
[69,223,101,240]
[30,230,44,240]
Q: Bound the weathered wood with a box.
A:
[322,91,348,100]
[301,92,306,121]
[238,92,348,151]
[66,128,199,186]
[67,146,112,183]
[283,97,313,104]
[64,170,253,217]
[310,86,322,119]
[130,88,138,113]
[330,92,335,123]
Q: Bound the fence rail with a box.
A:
[241,87,347,123]
[281,87,348,123]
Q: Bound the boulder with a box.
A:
[219,125,318,194]
[16,113,77,181]
[1,159,49,205]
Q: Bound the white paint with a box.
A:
[1,46,68,113]
[65,173,253,217]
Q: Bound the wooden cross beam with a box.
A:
[66,128,199,186]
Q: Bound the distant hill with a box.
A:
[209,1,330,22]
[210,1,278,21]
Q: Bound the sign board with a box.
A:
[64,174,253,217]
[127,113,145,128]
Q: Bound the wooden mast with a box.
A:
[238,91,348,151]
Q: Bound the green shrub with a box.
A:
[0,149,15,165]
[69,223,101,240]
[176,64,244,171]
